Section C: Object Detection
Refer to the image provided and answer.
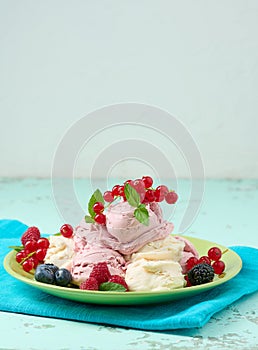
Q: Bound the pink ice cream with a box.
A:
[174,236,199,273]
[103,201,174,254]
[71,244,126,285]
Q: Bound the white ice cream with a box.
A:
[131,235,184,262]
[44,235,75,270]
[125,258,185,292]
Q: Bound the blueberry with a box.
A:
[35,265,55,284]
[37,263,59,274]
[55,268,72,287]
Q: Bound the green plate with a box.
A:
[4,236,242,305]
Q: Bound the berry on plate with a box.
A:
[89,262,111,285]
[80,277,99,291]
[21,226,40,246]
[187,263,215,286]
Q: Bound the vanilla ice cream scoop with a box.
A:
[44,235,74,270]
[131,235,184,262]
[125,258,185,292]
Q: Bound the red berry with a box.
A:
[117,185,125,196]
[37,238,50,249]
[144,189,156,203]
[212,260,225,275]
[198,256,211,265]
[31,256,39,268]
[22,259,34,272]
[208,247,222,261]
[24,240,37,253]
[165,191,178,204]
[16,250,26,263]
[154,185,169,202]
[80,277,99,291]
[186,257,199,271]
[90,262,111,284]
[21,226,40,246]
[94,213,106,225]
[112,185,120,197]
[103,191,114,202]
[35,248,47,261]
[128,179,146,202]
[108,275,129,291]
[93,202,104,213]
[60,224,73,238]
[142,176,153,189]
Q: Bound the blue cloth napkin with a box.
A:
[1,219,258,331]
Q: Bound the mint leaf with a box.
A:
[124,183,140,207]
[85,215,95,223]
[8,245,24,252]
[99,282,126,292]
[88,189,104,218]
[53,232,61,236]
[134,206,149,226]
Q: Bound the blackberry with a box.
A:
[187,263,215,286]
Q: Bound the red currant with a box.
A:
[198,256,211,265]
[208,247,222,261]
[144,189,156,203]
[35,248,47,261]
[186,256,198,271]
[103,191,114,202]
[184,275,192,287]
[16,250,26,263]
[31,256,39,268]
[60,224,73,238]
[112,185,120,196]
[154,185,169,202]
[212,260,225,275]
[142,176,153,188]
[128,180,146,202]
[24,240,37,253]
[93,202,104,213]
[117,185,125,196]
[94,213,106,225]
[22,259,34,272]
[37,238,50,249]
[165,191,178,204]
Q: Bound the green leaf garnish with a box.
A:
[8,245,24,252]
[99,282,126,292]
[88,189,104,218]
[53,232,61,236]
[124,183,140,207]
[134,206,149,226]
[85,215,95,223]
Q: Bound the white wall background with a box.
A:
[0,1,258,178]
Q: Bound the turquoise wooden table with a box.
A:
[0,178,257,350]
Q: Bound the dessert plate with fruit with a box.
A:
[4,177,242,305]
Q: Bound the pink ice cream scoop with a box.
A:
[71,244,126,285]
[174,236,199,273]
[103,201,174,254]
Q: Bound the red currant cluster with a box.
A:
[185,246,226,287]
[92,176,178,225]
[15,224,74,273]
[16,227,50,272]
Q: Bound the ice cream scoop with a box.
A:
[44,235,74,270]
[125,258,185,291]
[102,201,174,254]
[71,244,126,285]
[131,235,184,262]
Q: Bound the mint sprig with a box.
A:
[124,183,149,226]
[8,245,24,252]
[99,282,126,292]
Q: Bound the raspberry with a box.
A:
[89,262,111,285]
[108,275,129,291]
[80,277,99,290]
[187,263,215,286]
[21,227,40,246]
